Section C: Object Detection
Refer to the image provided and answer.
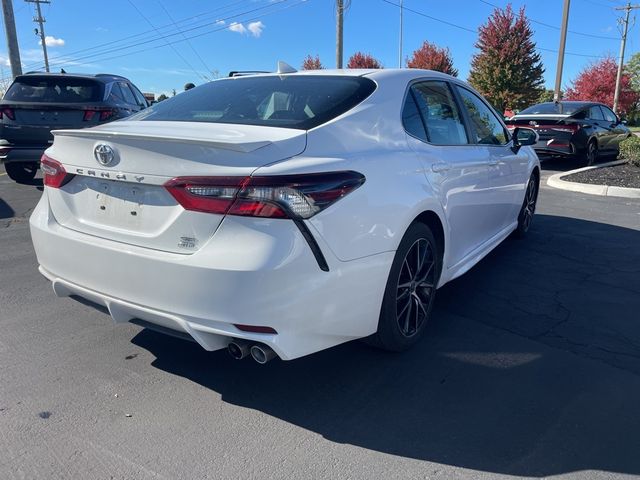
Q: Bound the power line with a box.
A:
[157,0,213,80]
[126,0,207,81]
[21,0,253,70]
[42,0,309,71]
[478,0,620,40]
[381,0,612,59]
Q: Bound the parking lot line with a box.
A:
[0,173,6,176]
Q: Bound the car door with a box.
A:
[600,105,627,151]
[403,80,498,268]
[453,85,529,234]
[586,105,611,150]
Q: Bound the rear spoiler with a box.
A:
[51,128,272,153]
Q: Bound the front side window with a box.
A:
[456,86,509,145]
[132,75,377,130]
[410,81,467,145]
[601,106,617,123]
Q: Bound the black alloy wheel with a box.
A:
[371,222,441,351]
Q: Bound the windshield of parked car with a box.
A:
[132,75,377,130]
[519,103,584,115]
[3,76,104,103]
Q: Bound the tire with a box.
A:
[585,139,598,166]
[370,222,442,352]
[513,173,538,238]
[4,162,38,183]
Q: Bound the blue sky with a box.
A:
[1,0,637,97]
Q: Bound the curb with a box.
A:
[546,160,640,199]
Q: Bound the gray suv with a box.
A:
[0,72,149,183]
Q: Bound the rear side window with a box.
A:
[410,81,467,145]
[402,92,427,141]
[4,76,103,103]
[588,106,604,120]
[119,82,138,105]
[456,86,509,145]
[132,75,377,130]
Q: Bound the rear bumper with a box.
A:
[29,192,393,360]
[0,145,47,163]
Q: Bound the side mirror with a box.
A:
[511,127,538,153]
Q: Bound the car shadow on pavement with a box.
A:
[131,214,640,477]
[0,198,15,219]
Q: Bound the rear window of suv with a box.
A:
[4,76,104,103]
[132,75,377,130]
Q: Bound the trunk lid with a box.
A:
[45,121,306,254]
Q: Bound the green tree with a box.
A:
[157,93,169,102]
[626,52,640,93]
[469,4,545,113]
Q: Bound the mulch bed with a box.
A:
[563,161,640,189]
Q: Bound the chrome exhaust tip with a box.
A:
[227,340,250,360]
[250,344,277,364]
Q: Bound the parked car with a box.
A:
[506,101,631,165]
[30,67,540,363]
[0,72,149,183]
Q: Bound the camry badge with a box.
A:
[94,144,115,166]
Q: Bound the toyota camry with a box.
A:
[30,65,540,363]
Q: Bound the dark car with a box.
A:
[0,72,149,182]
[506,101,631,165]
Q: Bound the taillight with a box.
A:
[82,108,116,122]
[41,154,72,188]
[0,107,15,120]
[551,124,580,133]
[165,171,365,219]
[83,110,96,121]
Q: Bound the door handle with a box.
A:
[431,162,450,173]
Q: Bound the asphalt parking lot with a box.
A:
[1,161,639,479]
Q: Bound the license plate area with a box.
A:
[94,181,143,225]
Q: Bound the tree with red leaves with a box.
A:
[469,4,544,112]
[407,41,457,76]
[346,52,383,69]
[302,55,323,70]
[565,57,639,116]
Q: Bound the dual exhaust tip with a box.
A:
[228,340,277,364]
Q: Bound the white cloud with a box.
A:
[247,21,265,37]
[228,21,265,38]
[228,22,246,34]
[215,19,225,26]
[40,36,65,47]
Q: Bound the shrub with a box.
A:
[619,135,640,167]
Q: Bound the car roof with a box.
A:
[239,68,457,82]
[18,72,129,83]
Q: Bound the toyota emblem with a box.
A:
[94,144,115,166]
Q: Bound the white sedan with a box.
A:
[30,66,540,363]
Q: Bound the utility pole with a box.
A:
[1,0,23,78]
[336,0,343,69]
[554,0,570,102]
[613,2,639,114]
[398,0,403,68]
[25,0,50,72]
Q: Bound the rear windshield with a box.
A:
[4,76,104,103]
[132,75,377,130]
[519,103,584,115]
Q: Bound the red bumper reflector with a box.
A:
[234,324,278,334]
